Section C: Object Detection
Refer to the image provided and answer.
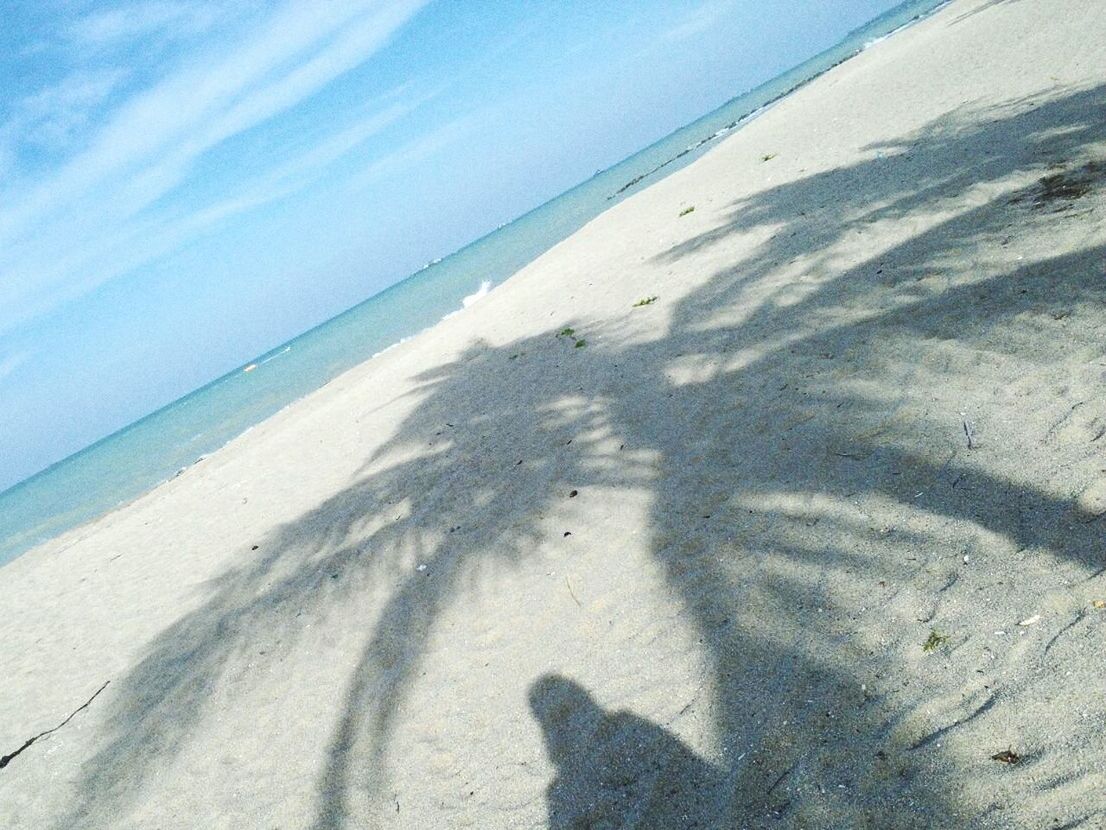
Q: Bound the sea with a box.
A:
[0,0,949,566]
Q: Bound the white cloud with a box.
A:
[0,0,430,335]
[15,68,130,151]
[157,100,416,236]
[21,69,128,118]
[66,1,227,48]
[346,116,476,191]
[0,351,31,385]
[662,0,735,43]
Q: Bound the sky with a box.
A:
[0,0,904,492]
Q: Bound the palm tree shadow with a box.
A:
[51,83,1106,829]
[951,0,1031,25]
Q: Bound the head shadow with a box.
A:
[529,674,728,830]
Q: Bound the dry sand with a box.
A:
[3,0,1106,827]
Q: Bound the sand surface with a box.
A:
[3,0,1106,827]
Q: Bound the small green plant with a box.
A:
[632,296,658,307]
[556,327,575,338]
[678,206,695,217]
[922,629,949,653]
[574,339,587,348]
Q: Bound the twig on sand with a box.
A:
[961,417,976,450]
[764,760,798,798]
[0,681,110,770]
[565,576,583,608]
[1043,401,1085,442]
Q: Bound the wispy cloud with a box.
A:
[662,0,735,43]
[149,99,418,239]
[0,0,430,335]
[0,351,31,385]
[13,68,130,151]
[346,116,477,191]
[66,1,227,48]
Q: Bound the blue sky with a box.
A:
[0,0,902,491]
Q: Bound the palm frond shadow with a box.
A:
[58,83,1106,828]
[951,0,1032,25]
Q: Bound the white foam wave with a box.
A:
[441,280,492,321]
[259,345,292,365]
[865,19,913,51]
[463,280,492,308]
[372,337,410,359]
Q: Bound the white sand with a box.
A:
[3,0,1106,826]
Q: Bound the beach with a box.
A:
[2,0,1106,826]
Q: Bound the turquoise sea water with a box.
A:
[0,0,948,566]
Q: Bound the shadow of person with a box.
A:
[529,674,730,829]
